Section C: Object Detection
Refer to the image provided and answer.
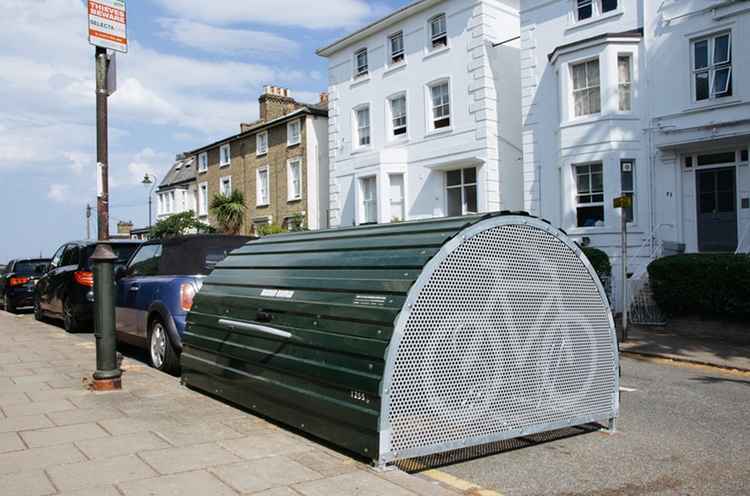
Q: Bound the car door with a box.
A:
[116,243,162,339]
[39,245,65,312]
[49,244,80,315]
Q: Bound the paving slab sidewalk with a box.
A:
[620,326,750,372]
[0,312,459,496]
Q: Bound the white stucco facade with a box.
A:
[318,0,523,227]
[521,0,750,308]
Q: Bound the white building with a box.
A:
[520,0,750,309]
[317,0,523,227]
[155,154,199,221]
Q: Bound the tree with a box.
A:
[210,190,247,235]
[148,211,214,239]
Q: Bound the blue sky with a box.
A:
[0,0,409,263]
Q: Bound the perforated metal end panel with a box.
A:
[379,218,618,463]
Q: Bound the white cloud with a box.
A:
[114,148,174,189]
[153,0,376,29]
[158,18,299,56]
[48,183,71,203]
[64,152,94,176]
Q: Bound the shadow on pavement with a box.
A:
[689,376,750,388]
[396,423,602,473]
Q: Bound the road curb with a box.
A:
[620,350,750,374]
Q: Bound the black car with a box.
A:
[34,240,142,332]
[0,259,51,313]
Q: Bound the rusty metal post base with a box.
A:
[90,377,122,391]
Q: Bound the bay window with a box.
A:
[571,59,600,117]
[618,55,632,112]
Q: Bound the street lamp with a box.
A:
[141,173,157,228]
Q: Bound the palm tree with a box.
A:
[209,190,247,235]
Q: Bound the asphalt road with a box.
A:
[430,356,750,496]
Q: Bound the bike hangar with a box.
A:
[182,212,619,467]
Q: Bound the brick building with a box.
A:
[188,87,329,235]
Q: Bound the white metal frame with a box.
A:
[377,215,619,466]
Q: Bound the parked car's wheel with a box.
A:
[148,317,179,375]
[4,295,16,314]
[62,297,80,332]
[33,296,44,321]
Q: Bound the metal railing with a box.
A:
[736,222,750,254]
[626,224,674,326]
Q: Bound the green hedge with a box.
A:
[581,247,612,278]
[648,254,750,319]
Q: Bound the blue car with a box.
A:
[115,234,253,374]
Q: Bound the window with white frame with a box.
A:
[389,31,404,64]
[170,191,176,212]
[198,182,208,216]
[360,176,377,224]
[575,0,617,21]
[257,167,269,206]
[198,152,208,172]
[355,106,371,147]
[618,55,632,112]
[692,32,732,102]
[256,131,268,155]
[446,168,477,217]
[390,95,407,137]
[219,144,231,166]
[354,48,368,77]
[429,14,447,50]
[220,176,232,196]
[287,158,302,201]
[429,81,451,129]
[620,160,635,222]
[287,120,301,146]
[571,59,600,117]
[389,174,405,222]
[158,193,164,215]
[574,163,604,227]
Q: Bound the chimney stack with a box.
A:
[319,92,329,106]
[259,85,299,121]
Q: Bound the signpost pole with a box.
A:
[613,195,631,342]
[88,0,128,391]
[621,206,628,341]
[91,45,121,391]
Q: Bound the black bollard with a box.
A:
[90,243,122,390]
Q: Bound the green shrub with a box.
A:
[257,224,286,237]
[581,247,612,277]
[648,254,750,319]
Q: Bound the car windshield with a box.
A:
[84,244,141,269]
[13,260,50,276]
[159,237,252,275]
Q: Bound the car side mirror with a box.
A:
[115,266,128,280]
